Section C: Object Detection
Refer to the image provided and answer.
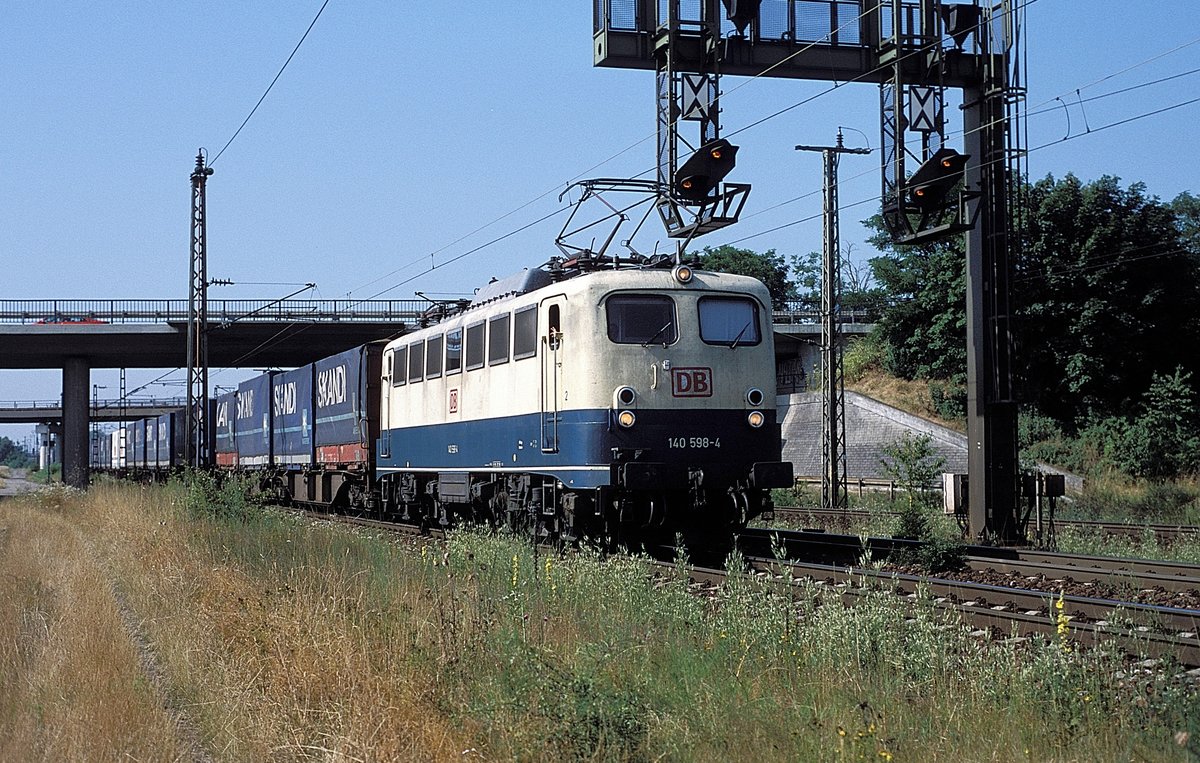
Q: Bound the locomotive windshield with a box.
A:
[606,295,677,345]
[698,296,761,347]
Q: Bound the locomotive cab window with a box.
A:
[391,347,407,387]
[698,296,762,347]
[465,321,485,371]
[426,334,443,379]
[606,295,677,345]
[445,329,463,375]
[488,314,510,366]
[408,341,425,383]
[513,306,537,360]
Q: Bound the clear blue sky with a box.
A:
[2,2,1198,443]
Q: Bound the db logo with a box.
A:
[671,367,713,398]
[448,388,459,414]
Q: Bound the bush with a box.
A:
[918,535,967,572]
[843,333,885,382]
[929,377,967,420]
[176,470,261,522]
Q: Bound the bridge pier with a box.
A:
[61,356,90,488]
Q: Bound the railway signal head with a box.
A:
[939,3,983,49]
[907,147,969,213]
[721,0,762,33]
[674,139,739,203]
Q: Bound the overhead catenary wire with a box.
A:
[721,90,1200,246]
[221,4,1192,372]
[210,0,332,165]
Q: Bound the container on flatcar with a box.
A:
[314,343,383,467]
[109,429,125,470]
[272,365,315,468]
[235,373,274,467]
[154,412,179,470]
[213,391,238,468]
[144,417,158,471]
[125,422,140,471]
[92,430,110,470]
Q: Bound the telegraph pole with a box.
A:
[185,151,213,468]
[796,130,870,510]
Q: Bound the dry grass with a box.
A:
[848,368,965,432]
[4,480,1198,761]
[0,488,186,760]
[80,481,469,760]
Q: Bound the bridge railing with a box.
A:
[0,397,188,410]
[1,299,879,326]
[0,299,429,324]
[771,303,879,325]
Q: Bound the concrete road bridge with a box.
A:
[0,298,875,486]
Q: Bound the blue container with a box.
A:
[155,413,173,468]
[235,373,274,466]
[272,365,314,468]
[157,412,185,468]
[314,343,383,465]
[125,422,139,468]
[144,417,158,469]
[213,391,239,466]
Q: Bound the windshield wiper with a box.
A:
[728,320,752,349]
[641,320,674,347]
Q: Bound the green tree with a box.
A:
[879,432,948,542]
[864,175,1200,427]
[1014,175,1200,424]
[0,436,35,469]
[791,247,888,316]
[864,216,966,382]
[695,245,796,308]
[1114,368,1200,480]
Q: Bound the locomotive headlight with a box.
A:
[614,386,637,407]
[745,387,765,407]
[747,410,765,429]
[618,410,637,429]
[672,264,694,284]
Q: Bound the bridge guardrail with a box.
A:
[0,299,429,324]
[0,397,188,410]
[1,300,881,326]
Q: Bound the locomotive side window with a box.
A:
[488,314,510,365]
[606,295,677,345]
[426,334,443,379]
[408,340,425,383]
[445,329,463,375]
[465,321,485,370]
[698,296,762,347]
[391,347,407,387]
[513,305,537,360]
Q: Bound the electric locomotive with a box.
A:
[375,258,793,545]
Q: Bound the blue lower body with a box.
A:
[376,408,783,490]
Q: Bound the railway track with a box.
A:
[290,506,1200,667]
[772,505,1200,544]
[735,527,1200,665]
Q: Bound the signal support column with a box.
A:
[61,356,90,488]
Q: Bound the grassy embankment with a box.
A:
[2,479,1198,760]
